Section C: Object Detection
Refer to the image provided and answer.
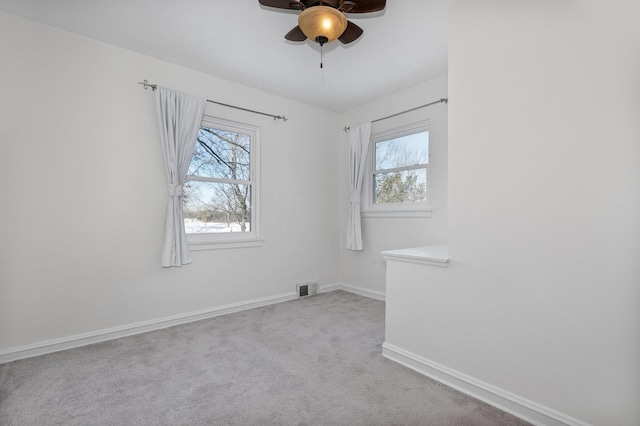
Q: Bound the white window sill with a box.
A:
[363,209,432,218]
[187,236,264,251]
[381,245,449,267]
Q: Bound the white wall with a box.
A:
[0,12,340,354]
[386,1,640,425]
[4,3,638,423]
[338,76,449,295]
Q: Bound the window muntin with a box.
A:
[368,123,430,213]
[183,117,260,246]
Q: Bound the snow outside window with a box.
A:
[183,116,262,250]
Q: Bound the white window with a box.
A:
[364,121,431,217]
[183,116,262,249]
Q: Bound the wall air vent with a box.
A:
[296,282,319,298]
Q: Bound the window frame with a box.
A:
[184,115,262,250]
[363,120,432,218]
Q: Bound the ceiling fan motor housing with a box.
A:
[291,0,343,9]
[261,0,385,45]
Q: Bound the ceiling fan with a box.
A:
[259,0,386,46]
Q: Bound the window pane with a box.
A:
[183,180,251,233]
[375,131,428,170]
[189,127,251,181]
[374,169,427,204]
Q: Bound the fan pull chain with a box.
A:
[315,36,328,69]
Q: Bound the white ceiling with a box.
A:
[0,0,447,112]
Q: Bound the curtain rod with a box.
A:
[138,80,288,122]
[343,98,447,132]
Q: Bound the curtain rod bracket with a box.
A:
[138,80,157,91]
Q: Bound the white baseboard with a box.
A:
[1,286,586,426]
[325,282,386,301]
[318,283,342,294]
[0,284,382,364]
[0,291,297,364]
[381,342,590,426]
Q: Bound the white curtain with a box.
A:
[155,87,206,267]
[346,122,371,251]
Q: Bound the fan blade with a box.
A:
[339,1,356,12]
[259,0,304,10]
[338,20,363,44]
[285,25,307,41]
[344,0,386,13]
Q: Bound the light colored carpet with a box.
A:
[0,290,531,425]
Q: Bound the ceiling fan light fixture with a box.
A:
[298,6,347,44]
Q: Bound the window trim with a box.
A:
[363,120,432,218]
[185,115,262,250]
